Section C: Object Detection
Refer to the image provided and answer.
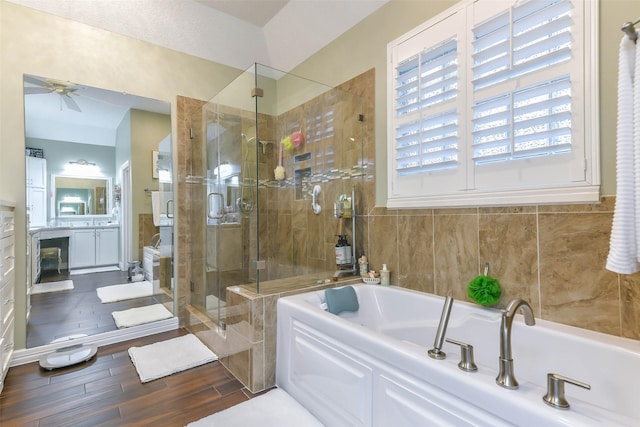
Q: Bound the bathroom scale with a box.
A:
[39,343,98,370]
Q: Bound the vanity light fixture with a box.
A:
[69,159,96,166]
[65,159,101,176]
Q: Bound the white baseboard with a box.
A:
[11,317,179,366]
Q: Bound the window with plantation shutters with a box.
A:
[387,0,599,208]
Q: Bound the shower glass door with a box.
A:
[189,63,364,329]
[189,65,260,327]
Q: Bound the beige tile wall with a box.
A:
[366,198,640,339]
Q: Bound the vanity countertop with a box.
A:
[30,223,120,235]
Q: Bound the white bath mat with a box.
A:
[128,334,217,383]
[96,281,160,303]
[186,388,323,427]
[112,304,173,328]
[31,279,74,295]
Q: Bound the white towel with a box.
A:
[607,34,640,274]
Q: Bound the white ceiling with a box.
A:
[194,0,289,27]
[9,0,388,72]
[14,0,388,146]
[24,75,171,146]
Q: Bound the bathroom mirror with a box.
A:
[23,73,174,349]
[52,175,111,217]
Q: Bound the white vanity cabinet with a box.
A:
[27,231,41,321]
[0,201,16,394]
[27,186,47,228]
[95,227,119,266]
[26,157,47,228]
[70,227,119,269]
[143,246,159,283]
[70,229,95,268]
[26,156,46,187]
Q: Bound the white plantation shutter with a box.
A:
[395,37,459,176]
[387,0,599,208]
[472,77,572,163]
[472,0,573,165]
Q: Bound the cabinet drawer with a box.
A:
[0,208,15,239]
[1,277,15,328]
[0,235,15,283]
[1,316,15,375]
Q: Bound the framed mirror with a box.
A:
[52,175,112,217]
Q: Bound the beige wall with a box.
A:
[130,109,171,260]
[0,0,243,348]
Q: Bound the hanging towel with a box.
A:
[607,34,640,274]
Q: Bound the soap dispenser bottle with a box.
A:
[380,264,390,286]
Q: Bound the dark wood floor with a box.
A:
[0,329,260,426]
[28,270,173,348]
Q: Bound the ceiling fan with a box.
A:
[24,75,82,112]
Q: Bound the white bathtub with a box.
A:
[276,284,640,427]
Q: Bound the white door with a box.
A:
[96,228,119,266]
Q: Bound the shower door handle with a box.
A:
[207,192,225,220]
[166,200,174,219]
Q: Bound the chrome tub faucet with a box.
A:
[496,298,535,389]
[428,296,453,360]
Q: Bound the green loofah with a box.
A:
[467,275,501,306]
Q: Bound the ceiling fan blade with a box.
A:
[63,94,82,112]
[24,87,53,95]
[24,75,48,87]
[46,77,77,88]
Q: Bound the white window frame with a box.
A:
[386,0,599,208]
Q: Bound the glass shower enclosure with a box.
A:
[188,63,364,328]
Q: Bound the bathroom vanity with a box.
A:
[69,226,118,269]
[29,222,119,282]
[143,246,159,284]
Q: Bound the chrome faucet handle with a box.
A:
[542,373,591,409]
[445,338,478,372]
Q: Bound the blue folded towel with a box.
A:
[325,286,359,315]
